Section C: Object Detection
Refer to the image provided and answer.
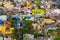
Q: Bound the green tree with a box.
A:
[53,17,57,22]
[24,20,33,27]
[11,28,41,40]
[56,29,60,36]
[10,0,14,2]
[10,20,17,27]
[57,4,60,9]
[35,0,42,9]
[54,36,60,40]
[11,28,19,40]
[35,0,41,4]
[47,30,54,37]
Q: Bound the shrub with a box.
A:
[11,28,41,40]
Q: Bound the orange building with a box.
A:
[42,19,55,26]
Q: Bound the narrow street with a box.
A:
[4,37,12,40]
[36,36,48,40]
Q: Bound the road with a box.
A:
[4,37,12,40]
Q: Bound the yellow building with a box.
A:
[26,2,31,7]
[1,27,14,35]
[0,25,14,35]
[32,9,45,15]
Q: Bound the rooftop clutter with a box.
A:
[0,1,60,40]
